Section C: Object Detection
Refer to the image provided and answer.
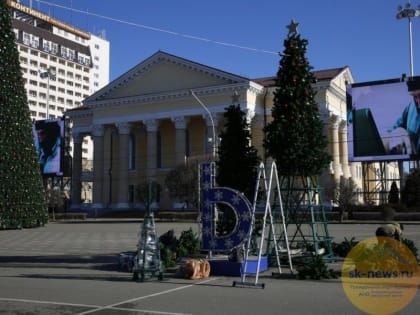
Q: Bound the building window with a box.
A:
[43,40,50,52]
[61,46,68,58]
[128,133,136,170]
[68,49,75,60]
[31,36,39,48]
[51,43,58,55]
[23,32,30,45]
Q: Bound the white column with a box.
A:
[339,120,351,178]
[329,115,341,181]
[91,124,105,209]
[144,119,159,178]
[172,116,189,165]
[116,122,131,209]
[70,132,83,210]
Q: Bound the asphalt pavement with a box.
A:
[0,220,420,315]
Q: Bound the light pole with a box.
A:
[39,67,56,119]
[397,3,420,169]
[397,2,420,77]
[190,90,217,158]
[190,90,218,258]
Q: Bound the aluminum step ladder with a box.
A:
[233,162,294,288]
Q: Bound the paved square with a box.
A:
[1,220,419,314]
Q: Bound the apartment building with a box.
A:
[8,0,109,162]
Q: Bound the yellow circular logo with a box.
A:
[342,237,420,315]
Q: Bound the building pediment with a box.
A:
[84,51,249,105]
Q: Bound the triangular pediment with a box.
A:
[85,51,249,104]
[330,66,354,89]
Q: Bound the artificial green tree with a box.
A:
[264,22,330,175]
[216,103,260,235]
[0,0,48,229]
[264,21,332,259]
[217,104,260,200]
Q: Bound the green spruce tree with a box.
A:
[402,169,420,208]
[216,103,260,235]
[217,104,260,201]
[264,23,330,176]
[388,181,400,205]
[0,0,48,229]
[263,22,334,260]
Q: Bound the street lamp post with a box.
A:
[397,3,420,77]
[190,90,218,258]
[190,90,217,158]
[397,3,420,169]
[39,67,56,119]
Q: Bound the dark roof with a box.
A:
[252,66,348,87]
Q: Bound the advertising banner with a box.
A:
[32,118,64,176]
[347,77,420,161]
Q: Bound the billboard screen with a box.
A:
[347,76,420,162]
[32,118,64,176]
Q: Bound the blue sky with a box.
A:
[25,0,420,83]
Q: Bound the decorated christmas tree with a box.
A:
[0,0,48,229]
[264,21,330,176]
[264,21,333,260]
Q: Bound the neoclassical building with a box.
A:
[66,51,356,214]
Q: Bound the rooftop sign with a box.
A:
[7,0,91,40]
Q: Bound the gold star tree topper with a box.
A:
[287,19,299,35]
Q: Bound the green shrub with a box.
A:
[159,229,178,268]
[297,256,338,280]
[159,228,200,268]
[332,237,359,257]
[177,228,200,258]
[402,237,419,263]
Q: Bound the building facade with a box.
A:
[66,51,360,214]
[8,0,110,163]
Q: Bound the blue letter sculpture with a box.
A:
[200,162,252,251]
